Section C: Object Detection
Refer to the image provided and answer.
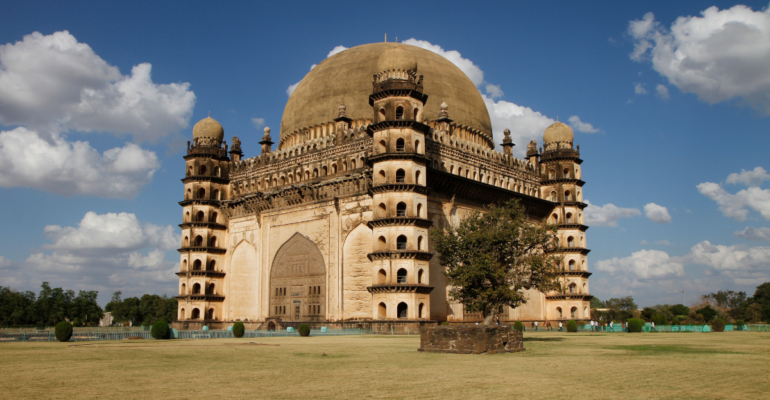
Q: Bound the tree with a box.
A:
[751,282,770,322]
[431,199,561,325]
[669,304,689,316]
[590,297,605,309]
[605,297,637,312]
[696,305,718,322]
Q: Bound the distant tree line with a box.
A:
[0,282,103,327]
[104,291,177,326]
[590,282,770,324]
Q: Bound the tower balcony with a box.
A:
[179,222,227,230]
[367,250,433,261]
[175,294,225,302]
[370,183,431,195]
[367,217,433,229]
[545,293,593,301]
[177,246,227,255]
[367,284,434,294]
[176,270,226,279]
[559,270,592,278]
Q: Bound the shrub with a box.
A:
[35,322,45,330]
[711,318,726,332]
[627,318,644,333]
[54,321,73,342]
[652,313,667,327]
[150,321,170,339]
[233,321,245,338]
[512,321,524,331]
[735,319,745,331]
[566,320,577,332]
[696,305,717,322]
[298,323,310,337]
[671,316,680,326]
[72,318,81,327]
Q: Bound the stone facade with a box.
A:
[172,43,592,330]
[419,326,524,354]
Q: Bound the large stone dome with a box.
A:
[192,116,224,140]
[543,121,573,143]
[280,43,492,140]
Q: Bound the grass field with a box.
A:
[1,331,768,399]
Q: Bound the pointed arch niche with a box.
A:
[269,233,326,322]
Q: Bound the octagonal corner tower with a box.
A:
[280,42,493,142]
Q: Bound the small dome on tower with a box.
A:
[376,45,418,72]
[543,121,573,143]
[192,116,224,140]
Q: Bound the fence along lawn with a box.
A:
[0,331,767,399]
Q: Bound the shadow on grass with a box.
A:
[524,337,564,342]
[607,345,744,355]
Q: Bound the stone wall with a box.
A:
[419,325,524,354]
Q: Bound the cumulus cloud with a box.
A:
[655,240,672,246]
[251,117,265,130]
[584,200,641,227]
[644,203,672,223]
[0,127,159,198]
[0,31,195,141]
[596,249,684,279]
[656,84,670,99]
[484,84,504,99]
[697,182,770,221]
[628,6,770,114]
[735,226,770,242]
[402,39,484,86]
[634,83,647,94]
[14,211,181,299]
[726,166,770,187]
[640,240,649,245]
[568,115,599,133]
[687,240,770,285]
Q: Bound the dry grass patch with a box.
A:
[0,332,768,399]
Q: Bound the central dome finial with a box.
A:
[376,45,417,72]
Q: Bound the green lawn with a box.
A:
[1,331,768,399]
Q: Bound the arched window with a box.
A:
[180,308,186,320]
[568,236,574,248]
[415,170,421,184]
[279,176,285,185]
[378,302,387,318]
[193,236,202,247]
[552,213,559,223]
[397,268,407,283]
[565,190,571,201]
[417,269,424,284]
[182,259,188,271]
[322,166,327,176]
[418,303,424,318]
[397,235,407,250]
[396,169,405,183]
[187,166,192,177]
[569,260,575,271]
[192,283,201,294]
[331,164,337,174]
[196,211,204,222]
[566,212,572,223]
[378,170,386,181]
[208,260,216,271]
[304,170,310,180]
[342,161,347,172]
[397,302,408,318]
[556,307,563,318]
[209,236,217,247]
[312,168,318,178]
[379,108,386,121]
[571,307,577,319]
[417,236,423,251]
[199,165,207,175]
[413,108,419,120]
[396,138,405,152]
[569,283,576,294]
[206,283,214,295]
[563,168,570,178]
[214,166,221,177]
[549,170,555,180]
[378,236,387,250]
[185,211,190,222]
[378,269,387,284]
[582,283,586,294]
[191,308,200,319]
[396,202,407,217]
[414,140,420,153]
[198,188,206,199]
[378,140,386,152]
[186,188,192,200]
[379,203,387,217]
[417,203,423,218]
[210,212,218,223]
[207,308,214,320]
[193,260,201,270]
[550,191,557,202]
[181,284,186,295]
[395,106,404,120]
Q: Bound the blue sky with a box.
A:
[1,0,769,307]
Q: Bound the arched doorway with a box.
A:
[269,233,326,322]
[267,321,276,331]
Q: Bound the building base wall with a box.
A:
[419,325,524,354]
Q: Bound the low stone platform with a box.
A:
[418,325,524,354]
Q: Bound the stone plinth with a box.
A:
[418,325,524,354]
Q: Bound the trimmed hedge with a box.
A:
[735,319,745,331]
[151,321,170,339]
[711,318,726,332]
[55,321,73,342]
[566,320,577,332]
[298,323,310,337]
[233,322,245,338]
[513,321,524,331]
[627,318,644,333]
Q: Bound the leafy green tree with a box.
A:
[751,282,770,322]
[605,297,638,312]
[590,297,605,309]
[431,199,561,325]
[696,305,718,322]
[669,304,689,316]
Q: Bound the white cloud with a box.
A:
[289,45,349,95]
[655,240,672,246]
[0,127,159,198]
[634,83,647,94]
[697,182,770,221]
[567,115,599,133]
[640,240,649,245]
[583,200,641,227]
[687,240,770,286]
[735,226,770,242]
[0,31,195,141]
[644,202,672,223]
[596,249,684,279]
[628,6,770,114]
[14,211,181,299]
[286,81,300,96]
[327,45,348,58]
[402,39,484,86]
[251,117,265,130]
[656,84,670,99]
[484,84,504,99]
[726,166,770,187]
[482,95,554,156]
